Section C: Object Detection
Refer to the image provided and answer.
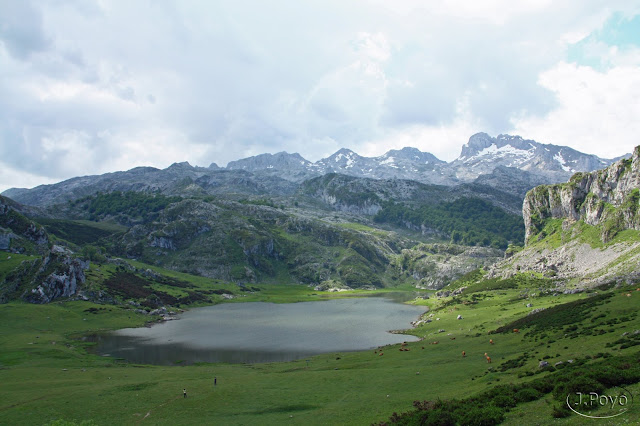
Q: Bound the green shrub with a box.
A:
[552,404,571,418]
[514,388,541,402]
[457,406,504,426]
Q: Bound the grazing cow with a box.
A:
[489,339,494,345]
[513,329,520,333]
[486,356,491,363]
[462,351,466,357]
[379,352,384,356]
[626,293,632,297]
[450,337,456,340]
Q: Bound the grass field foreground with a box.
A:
[1,263,640,424]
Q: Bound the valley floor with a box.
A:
[1,272,640,425]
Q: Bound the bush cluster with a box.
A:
[378,351,640,425]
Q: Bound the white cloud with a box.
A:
[1,0,640,191]
[510,62,640,158]
[0,163,57,193]
[359,91,486,161]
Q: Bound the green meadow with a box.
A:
[2,257,640,425]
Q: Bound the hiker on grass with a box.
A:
[183,388,187,398]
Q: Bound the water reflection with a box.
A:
[90,296,425,365]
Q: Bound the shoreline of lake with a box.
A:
[88,295,427,365]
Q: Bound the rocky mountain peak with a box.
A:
[168,161,193,170]
[381,147,444,164]
[460,132,494,158]
[319,148,363,170]
[227,151,311,171]
[2,132,626,206]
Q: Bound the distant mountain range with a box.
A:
[225,132,620,185]
[2,132,625,207]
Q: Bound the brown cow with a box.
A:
[462,351,466,357]
[513,329,520,333]
[486,356,491,363]
[489,339,494,345]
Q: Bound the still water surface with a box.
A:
[92,296,425,365]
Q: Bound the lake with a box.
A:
[90,296,425,365]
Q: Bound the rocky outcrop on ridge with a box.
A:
[523,146,640,243]
[23,245,89,304]
[396,243,503,290]
[488,145,640,287]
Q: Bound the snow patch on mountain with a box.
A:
[553,152,573,172]
[380,156,395,165]
[463,143,535,164]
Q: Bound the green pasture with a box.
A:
[2,265,640,424]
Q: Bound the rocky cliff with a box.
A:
[22,245,89,304]
[0,197,90,303]
[523,146,640,244]
[487,145,640,287]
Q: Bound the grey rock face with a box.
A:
[474,166,553,198]
[23,247,89,304]
[0,232,14,250]
[452,133,614,183]
[399,244,503,290]
[523,146,640,242]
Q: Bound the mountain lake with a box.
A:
[88,295,426,365]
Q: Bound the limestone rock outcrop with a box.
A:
[523,146,640,243]
[24,245,89,304]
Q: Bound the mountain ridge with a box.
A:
[2,133,624,208]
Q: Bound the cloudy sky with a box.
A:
[1,0,640,192]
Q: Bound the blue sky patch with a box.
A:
[567,12,640,70]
